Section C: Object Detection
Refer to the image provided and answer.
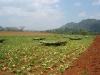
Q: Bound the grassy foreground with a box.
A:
[0,34,96,75]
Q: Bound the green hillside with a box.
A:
[62,19,100,32]
[76,19,100,32]
[46,19,100,34]
[0,26,5,30]
[61,22,78,29]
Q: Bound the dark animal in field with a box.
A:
[0,39,6,43]
[40,41,67,46]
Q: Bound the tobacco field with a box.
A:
[0,34,96,75]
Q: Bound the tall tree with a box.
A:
[19,26,25,31]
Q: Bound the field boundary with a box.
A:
[63,35,100,75]
[0,31,54,36]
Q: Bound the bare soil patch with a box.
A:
[0,31,54,36]
[63,35,100,75]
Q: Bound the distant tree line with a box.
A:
[0,26,25,31]
[46,28,99,35]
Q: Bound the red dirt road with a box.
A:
[63,35,100,75]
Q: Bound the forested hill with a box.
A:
[61,22,78,29]
[75,19,100,32]
[0,26,5,30]
[46,19,100,34]
[61,19,100,32]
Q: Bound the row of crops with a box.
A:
[0,35,96,75]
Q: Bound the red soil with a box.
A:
[63,35,100,75]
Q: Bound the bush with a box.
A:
[0,39,6,43]
[40,41,67,46]
[69,37,81,40]
[32,38,45,40]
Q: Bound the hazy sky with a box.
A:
[0,0,100,30]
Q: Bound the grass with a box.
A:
[0,34,95,74]
[82,70,89,75]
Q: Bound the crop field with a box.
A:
[63,35,100,75]
[0,32,96,75]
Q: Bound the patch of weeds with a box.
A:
[16,67,26,75]
[82,70,89,75]
[0,52,6,60]
[57,62,70,73]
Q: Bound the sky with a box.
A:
[0,0,100,30]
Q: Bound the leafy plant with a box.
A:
[82,70,89,75]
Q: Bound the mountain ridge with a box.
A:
[60,19,100,32]
[0,26,5,30]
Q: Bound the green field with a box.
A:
[0,34,96,75]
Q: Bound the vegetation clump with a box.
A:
[0,39,6,43]
[40,41,67,46]
[32,37,45,40]
[69,37,82,40]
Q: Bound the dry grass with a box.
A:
[0,31,54,36]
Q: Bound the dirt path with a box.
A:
[63,35,100,75]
